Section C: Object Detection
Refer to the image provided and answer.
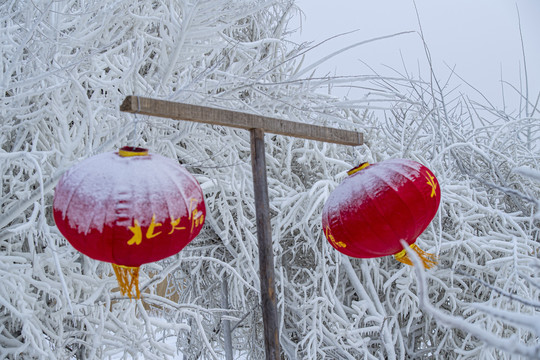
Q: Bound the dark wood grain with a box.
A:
[250,128,280,359]
[121,95,363,146]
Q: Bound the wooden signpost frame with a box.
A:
[120,95,363,360]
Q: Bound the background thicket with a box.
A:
[1,0,539,358]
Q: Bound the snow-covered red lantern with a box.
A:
[322,159,440,268]
[53,147,206,298]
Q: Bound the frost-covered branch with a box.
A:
[1,0,539,358]
[411,247,540,359]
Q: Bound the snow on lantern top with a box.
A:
[53,146,206,298]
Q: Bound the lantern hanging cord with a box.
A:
[129,96,142,146]
[394,243,438,269]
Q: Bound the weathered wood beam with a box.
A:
[250,128,280,359]
[120,96,363,146]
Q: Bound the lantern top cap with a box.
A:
[347,162,370,176]
[118,146,149,157]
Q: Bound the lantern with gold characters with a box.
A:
[322,159,441,268]
[53,146,206,298]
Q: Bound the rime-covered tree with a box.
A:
[1,0,539,359]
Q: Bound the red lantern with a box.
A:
[322,159,440,268]
[53,147,206,298]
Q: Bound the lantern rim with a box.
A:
[347,162,370,176]
[118,146,149,157]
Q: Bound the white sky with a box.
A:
[291,0,540,113]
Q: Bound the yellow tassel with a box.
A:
[394,243,438,269]
[112,264,140,299]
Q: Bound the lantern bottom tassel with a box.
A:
[394,243,438,269]
[112,264,140,299]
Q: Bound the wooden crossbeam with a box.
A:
[120,96,363,146]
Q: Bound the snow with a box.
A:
[514,166,540,183]
[53,151,202,234]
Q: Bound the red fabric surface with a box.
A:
[53,150,205,267]
[322,159,440,258]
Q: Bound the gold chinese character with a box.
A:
[146,214,162,239]
[127,214,162,245]
[425,172,437,198]
[127,219,142,245]
[325,227,346,248]
[168,217,186,235]
[189,198,204,233]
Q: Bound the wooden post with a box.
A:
[250,128,280,359]
[120,96,363,360]
[221,274,233,360]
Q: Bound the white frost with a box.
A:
[1,0,539,359]
[513,166,540,183]
[53,152,202,234]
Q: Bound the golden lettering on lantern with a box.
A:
[127,200,203,245]
[189,198,204,233]
[325,227,346,248]
[168,217,186,235]
[425,171,437,198]
[127,214,162,246]
[128,219,143,245]
[146,214,162,238]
